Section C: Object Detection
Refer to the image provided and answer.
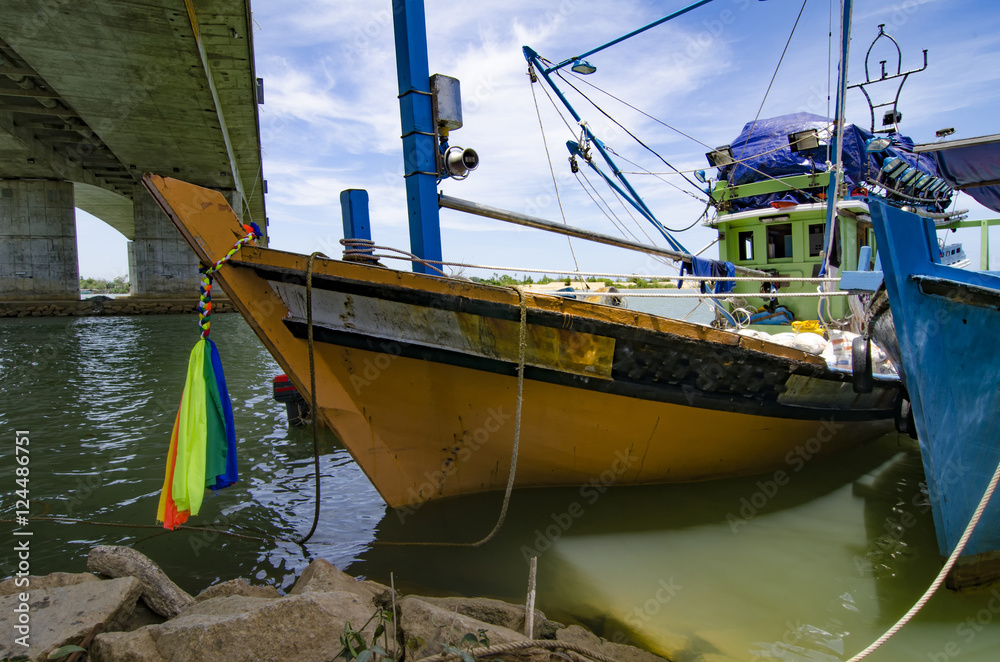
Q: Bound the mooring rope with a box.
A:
[414,638,618,662]
[296,252,325,545]
[377,287,528,547]
[846,453,1000,661]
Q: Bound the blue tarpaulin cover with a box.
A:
[717,113,946,212]
[917,134,1000,213]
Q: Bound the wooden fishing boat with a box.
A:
[144,174,896,509]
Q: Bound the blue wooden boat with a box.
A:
[862,135,1000,588]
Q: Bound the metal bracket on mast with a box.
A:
[847,24,928,135]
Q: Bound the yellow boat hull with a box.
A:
[144,175,896,508]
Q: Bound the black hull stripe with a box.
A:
[284,320,895,422]
[245,261,860,388]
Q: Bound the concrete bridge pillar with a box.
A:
[0,180,79,301]
[128,184,203,297]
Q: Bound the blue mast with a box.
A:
[392,0,441,274]
[524,46,688,254]
[542,0,718,76]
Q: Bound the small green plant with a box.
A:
[48,645,86,660]
[441,628,491,662]
[337,608,394,661]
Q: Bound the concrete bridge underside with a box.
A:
[0,0,266,300]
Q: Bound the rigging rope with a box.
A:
[529,64,581,272]
[576,168,665,254]
[605,145,707,205]
[574,168,679,272]
[296,252,324,545]
[555,71,706,201]
[562,70,826,203]
[737,0,811,159]
[414,638,618,662]
[377,287,527,547]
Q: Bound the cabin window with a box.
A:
[766,224,793,260]
[808,224,825,257]
[738,230,755,261]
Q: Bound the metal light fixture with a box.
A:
[897,167,920,185]
[881,156,907,177]
[935,127,955,138]
[444,146,479,180]
[760,214,791,224]
[914,174,932,190]
[705,145,735,167]
[931,180,952,196]
[788,129,821,153]
[883,109,902,127]
[865,136,893,153]
[570,59,597,74]
[694,170,708,184]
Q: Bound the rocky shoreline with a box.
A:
[0,546,669,662]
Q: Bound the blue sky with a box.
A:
[77,0,1000,280]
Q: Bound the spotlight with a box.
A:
[705,145,735,168]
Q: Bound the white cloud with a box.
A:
[242,0,1000,279]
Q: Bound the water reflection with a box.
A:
[2,313,999,661]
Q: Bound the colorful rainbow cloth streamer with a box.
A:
[156,222,260,529]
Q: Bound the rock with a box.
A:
[123,600,167,632]
[87,545,195,618]
[92,591,396,662]
[90,629,163,662]
[414,595,555,638]
[0,572,99,597]
[195,578,281,602]
[556,624,671,662]
[398,596,527,660]
[288,558,389,607]
[0,576,142,662]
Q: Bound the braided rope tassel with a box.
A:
[197,224,259,338]
[198,271,214,338]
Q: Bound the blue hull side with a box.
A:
[869,200,1000,560]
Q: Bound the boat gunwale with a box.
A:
[230,247,843,372]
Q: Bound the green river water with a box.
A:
[1,307,998,661]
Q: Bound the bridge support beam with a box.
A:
[128,184,243,297]
[128,184,203,297]
[0,180,79,301]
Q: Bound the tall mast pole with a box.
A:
[820,0,855,276]
[392,0,441,274]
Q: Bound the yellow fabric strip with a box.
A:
[172,339,209,515]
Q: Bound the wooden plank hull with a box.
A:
[144,175,897,508]
[870,200,1000,587]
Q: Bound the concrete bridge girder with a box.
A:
[0,0,266,300]
[0,180,78,301]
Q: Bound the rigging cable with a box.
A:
[737,0,810,158]
[528,64,581,272]
[555,71,707,199]
[605,146,707,204]
[576,169,676,270]
[564,70,825,202]
[575,170,650,247]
